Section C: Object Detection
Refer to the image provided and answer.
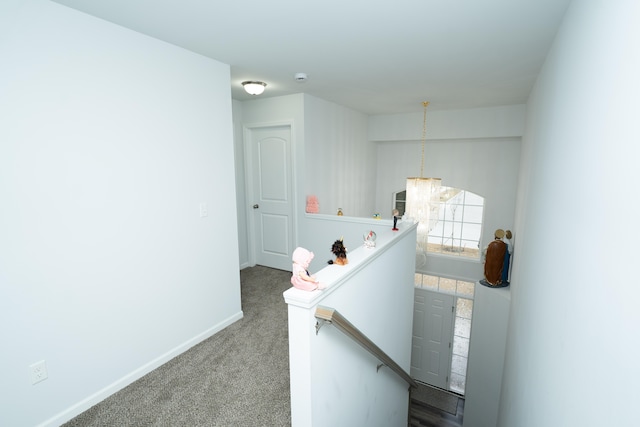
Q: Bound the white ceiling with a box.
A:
[52,0,571,115]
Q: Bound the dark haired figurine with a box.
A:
[328,237,348,265]
[392,209,400,231]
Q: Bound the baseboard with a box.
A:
[39,310,244,427]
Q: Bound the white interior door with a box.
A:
[247,125,294,271]
[411,288,454,389]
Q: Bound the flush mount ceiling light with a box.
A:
[242,81,267,95]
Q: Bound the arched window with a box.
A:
[394,187,484,259]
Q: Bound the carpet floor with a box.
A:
[63,265,292,427]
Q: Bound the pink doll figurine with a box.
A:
[291,247,326,291]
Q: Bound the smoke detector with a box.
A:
[294,72,308,82]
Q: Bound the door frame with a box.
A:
[243,121,298,269]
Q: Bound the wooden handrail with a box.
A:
[315,306,417,389]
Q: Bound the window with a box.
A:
[451,297,472,394]
[395,186,484,259]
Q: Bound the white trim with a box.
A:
[39,311,244,427]
[242,120,297,267]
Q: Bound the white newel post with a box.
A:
[284,220,418,427]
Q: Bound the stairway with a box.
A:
[408,387,464,427]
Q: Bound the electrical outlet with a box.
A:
[29,360,48,385]
[199,202,208,218]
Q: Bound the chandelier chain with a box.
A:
[420,101,429,178]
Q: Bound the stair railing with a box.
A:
[314,305,417,389]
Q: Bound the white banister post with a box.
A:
[284,219,418,427]
[286,303,316,426]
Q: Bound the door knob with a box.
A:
[253,204,259,209]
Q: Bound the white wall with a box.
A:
[299,214,398,274]
[284,223,417,427]
[232,100,250,269]
[369,105,526,142]
[464,283,510,427]
[371,106,524,281]
[235,94,375,268]
[304,96,376,218]
[498,1,640,426]
[235,98,523,280]
[235,94,305,269]
[0,2,241,426]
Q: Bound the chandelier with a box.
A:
[405,101,441,250]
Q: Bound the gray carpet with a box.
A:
[410,382,459,415]
[63,265,292,427]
